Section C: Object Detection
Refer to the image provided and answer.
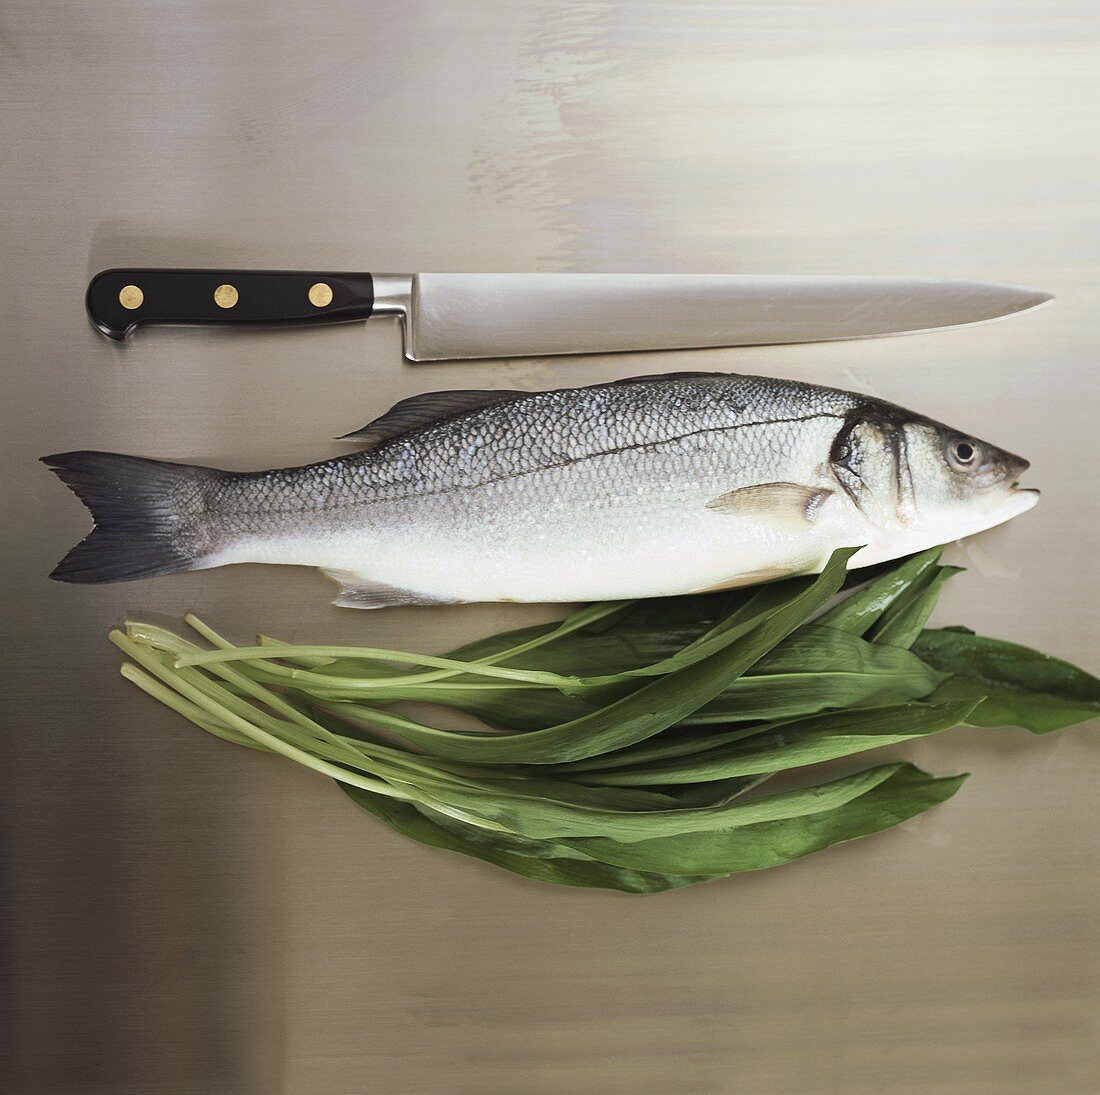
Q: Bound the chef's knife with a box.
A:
[86,269,1052,360]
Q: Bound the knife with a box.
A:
[86,269,1052,360]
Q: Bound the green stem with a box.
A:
[174,644,582,690]
[110,630,416,801]
[124,628,527,797]
[130,622,381,770]
[120,663,264,750]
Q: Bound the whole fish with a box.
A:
[43,372,1038,607]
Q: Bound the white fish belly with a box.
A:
[214,420,878,602]
[353,497,840,601]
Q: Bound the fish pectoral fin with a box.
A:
[323,569,461,610]
[337,389,529,447]
[705,482,834,525]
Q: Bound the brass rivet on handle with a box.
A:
[214,284,239,309]
[118,285,144,310]
[308,282,333,308]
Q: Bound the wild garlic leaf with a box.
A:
[324,548,858,765]
[685,623,946,722]
[868,565,963,649]
[342,786,718,892]
[434,623,945,733]
[572,696,980,786]
[564,764,967,875]
[115,546,1093,893]
[816,546,943,636]
[913,629,1100,733]
[411,757,900,842]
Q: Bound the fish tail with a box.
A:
[42,450,224,584]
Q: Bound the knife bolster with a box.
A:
[369,273,413,318]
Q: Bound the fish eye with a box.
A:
[947,437,981,471]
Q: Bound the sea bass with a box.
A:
[43,372,1037,607]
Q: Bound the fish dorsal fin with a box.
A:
[338,389,530,447]
[340,377,731,446]
[706,482,835,526]
[323,569,462,609]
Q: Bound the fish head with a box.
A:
[829,407,1039,542]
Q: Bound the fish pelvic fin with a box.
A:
[42,451,222,583]
[693,563,804,592]
[323,569,463,610]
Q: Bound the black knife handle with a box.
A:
[86,268,376,340]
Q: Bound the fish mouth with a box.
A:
[999,482,1041,517]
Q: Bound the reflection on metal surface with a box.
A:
[404,273,1051,361]
[2,0,1095,1092]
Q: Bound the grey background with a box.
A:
[2,2,1097,1093]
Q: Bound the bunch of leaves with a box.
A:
[112,546,1099,893]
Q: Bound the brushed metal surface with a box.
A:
[405,273,1051,359]
[2,2,1097,1094]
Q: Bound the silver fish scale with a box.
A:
[352,375,858,503]
[205,374,865,532]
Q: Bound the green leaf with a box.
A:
[438,773,688,812]
[113,543,1096,893]
[564,764,968,874]
[415,687,589,733]
[547,722,775,775]
[817,546,944,635]
[264,553,933,713]
[411,621,945,733]
[684,623,946,722]
[573,695,981,786]
[587,579,814,681]
[608,586,758,632]
[867,565,963,649]
[446,600,679,665]
[452,624,701,682]
[340,784,718,893]
[666,773,776,807]
[201,574,824,705]
[445,572,847,701]
[407,756,901,841]
[324,548,859,765]
[913,629,1100,733]
[538,634,948,777]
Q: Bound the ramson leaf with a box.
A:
[112,545,1093,894]
[402,758,901,841]
[571,695,981,786]
[816,546,944,635]
[868,565,963,649]
[341,785,719,893]
[323,548,858,764]
[401,622,945,732]
[913,629,1100,733]
[564,764,967,874]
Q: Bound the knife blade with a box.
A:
[86,269,1052,360]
